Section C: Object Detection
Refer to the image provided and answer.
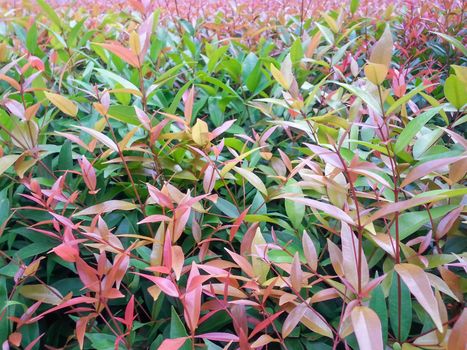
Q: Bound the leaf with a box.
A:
[350,0,360,14]
[158,338,187,350]
[282,303,307,338]
[444,75,467,109]
[136,274,179,298]
[367,196,436,223]
[73,200,138,216]
[433,32,467,56]
[389,274,412,341]
[74,125,118,152]
[44,92,78,117]
[270,63,290,90]
[278,195,355,225]
[0,154,21,176]
[341,222,369,291]
[394,264,442,332]
[170,307,191,350]
[233,166,268,196]
[369,284,388,345]
[284,180,305,228]
[251,228,269,283]
[369,25,393,68]
[18,284,62,305]
[290,253,303,292]
[192,119,209,146]
[364,62,388,85]
[336,83,382,115]
[351,306,383,350]
[95,42,140,68]
[394,107,441,154]
[197,333,239,342]
[249,311,284,339]
[302,231,318,271]
[401,156,466,187]
[448,308,467,350]
[36,0,61,28]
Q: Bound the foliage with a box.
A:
[0,1,465,350]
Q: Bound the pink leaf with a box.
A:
[350,306,383,350]
[401,156,466,187]
[135,273,179,298]
[197,332,239,342]
[157,338,187,350]
[394,263,443,331]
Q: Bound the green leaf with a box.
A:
[0,277,9,344]
[433,32,467,56]
[170,307,190,350]
[389,274,412,341]
[386,84,427,115]
[394,107,441,155]
[36,0,61,28]
[336,82,382,115]
[108,105,140,125]
[26,23,38,54]
[350,0,360,14]
[58,140,73,171]
[370,284,388,345]
[285,180,305,229]
[444,75,467,110]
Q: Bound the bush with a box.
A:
[0,1,465,349]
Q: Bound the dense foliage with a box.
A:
[0,1,466,349]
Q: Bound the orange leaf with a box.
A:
[350,306,383,350]
[96,42,140,68]
[18,284,63,305]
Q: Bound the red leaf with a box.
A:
[184,263,202,333]
[76,258,99,292]
[229,206,249,241]
[249,311,284,339]
[124,295,135,330]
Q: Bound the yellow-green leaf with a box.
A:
[233,166,268,196]
[364,62,388,85]
[192,119,209,146]
[44,92,78,117]
[19,284,63,305]
[0,154,21,176]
